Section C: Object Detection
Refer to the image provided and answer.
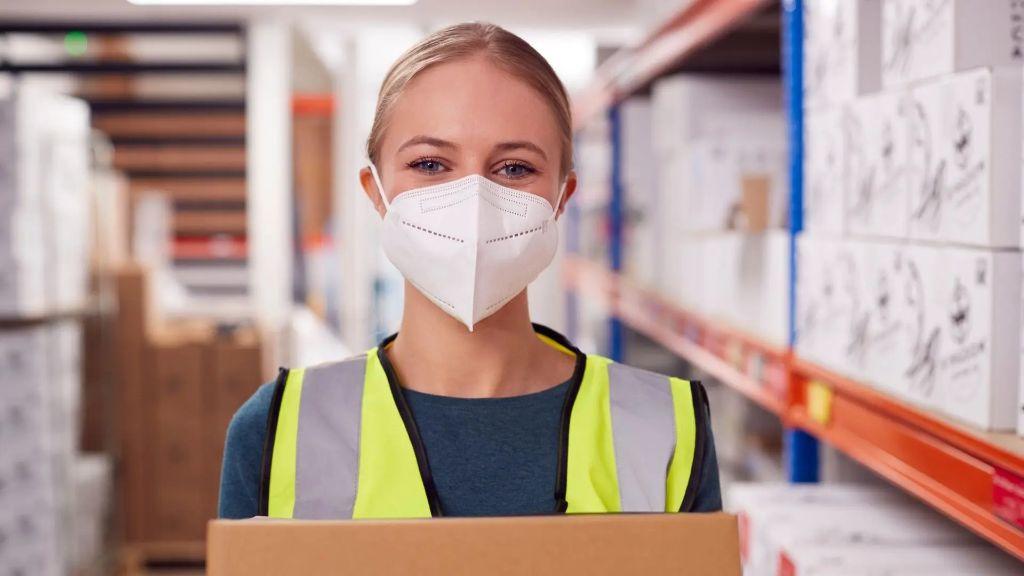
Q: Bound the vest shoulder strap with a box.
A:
[260,354,368,518]
[571,356,706,513]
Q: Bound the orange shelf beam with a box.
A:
[564,255,1024,562]
[563,256,788,415]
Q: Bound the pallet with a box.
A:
[119,542,206,576]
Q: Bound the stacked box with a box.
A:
[804,0,882,108]
[937,248,1021,430]
[906,68,1022,248]
[728,482,1021,576]
[639,74,789,344]
[844,90,911,238]
[882,0,1023,87]
[803,109,846,235]
[802,2,1024,434]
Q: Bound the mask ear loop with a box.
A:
[550,180,567,222]
[368,163,391,212]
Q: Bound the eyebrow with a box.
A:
[397,135,458,153]
[493,140,547,160]
[396,135,548,161]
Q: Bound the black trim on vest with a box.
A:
[679,380,709,512]
[257,367,290,516]
[376,333,445,517]
[375,323,587,516]
[545,324,587,514]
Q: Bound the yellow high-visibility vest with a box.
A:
[259,324,707,518]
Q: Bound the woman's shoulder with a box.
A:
[226,381,278,443]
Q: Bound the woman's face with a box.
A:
[361,54,576,215]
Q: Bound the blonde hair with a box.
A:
[366,22,573,177]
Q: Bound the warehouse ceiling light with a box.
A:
[128,0,417,5]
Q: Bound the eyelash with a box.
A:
[498,160,536,179]
[407,157,448,173]
[405,157,538,179]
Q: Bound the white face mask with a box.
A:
[369,164,565,331]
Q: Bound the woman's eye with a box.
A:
[498,162,535,179]
[410,159,447,173]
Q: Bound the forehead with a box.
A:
[381,55,562,155]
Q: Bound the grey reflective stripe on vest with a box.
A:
[293,354,367,519]
[607,362,676,512]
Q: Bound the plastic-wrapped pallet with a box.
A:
[0,82,92,317]
[0,322,83,576]
[72,454,112,572]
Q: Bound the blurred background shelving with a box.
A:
[3,0,1024,574]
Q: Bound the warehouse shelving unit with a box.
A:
[565,0,1024,562]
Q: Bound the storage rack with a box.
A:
[0,21,251,299]
[563,0,1024,562]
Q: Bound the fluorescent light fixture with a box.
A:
[129,0,416,5]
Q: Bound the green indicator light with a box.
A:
[64,31,88,57]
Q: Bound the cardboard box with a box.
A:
[206,328,264,517]
[896,244,944,409]
[906,76,948,242]
[794,236,867,377]
[803,110,846,235]
[882,0,1024,87]
[904,67,1024,248]
[862,241,912,394]
[756,507,973,576]
[651,74,781,153]
[804,0,882,108]
[937,247,1021,430]
[941,67,1022,248]
[783,544,1024,576]
[151,333,213,542]
[845,90,911,239]
[207,513,741,576]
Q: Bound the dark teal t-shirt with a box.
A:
[218,376,721,518]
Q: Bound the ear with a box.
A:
[555,170,578,219]
[359,166,387,218]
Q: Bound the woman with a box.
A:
[220,22,720,519]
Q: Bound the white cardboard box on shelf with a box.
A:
[650,74,781,153]
[803,110,846,235]
[784,544,1024,576]
[804,0,882,108]
[895,243,944,409]
[937,247,1021,431]
[731,231,790,347]
[794,234,825,365]
[882,0,1024,87]
[1020,252,1024,436]
[941,67,1022,248]
[845,90,910,239]
[795,236,864,376]
[758,507,978,576]
[862,240,912,394]
[906,75,948,242]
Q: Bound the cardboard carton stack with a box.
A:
[797,0,1024,432]
[728,482,1022,576]
[630,75,789,346]
[114,266,267,545]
